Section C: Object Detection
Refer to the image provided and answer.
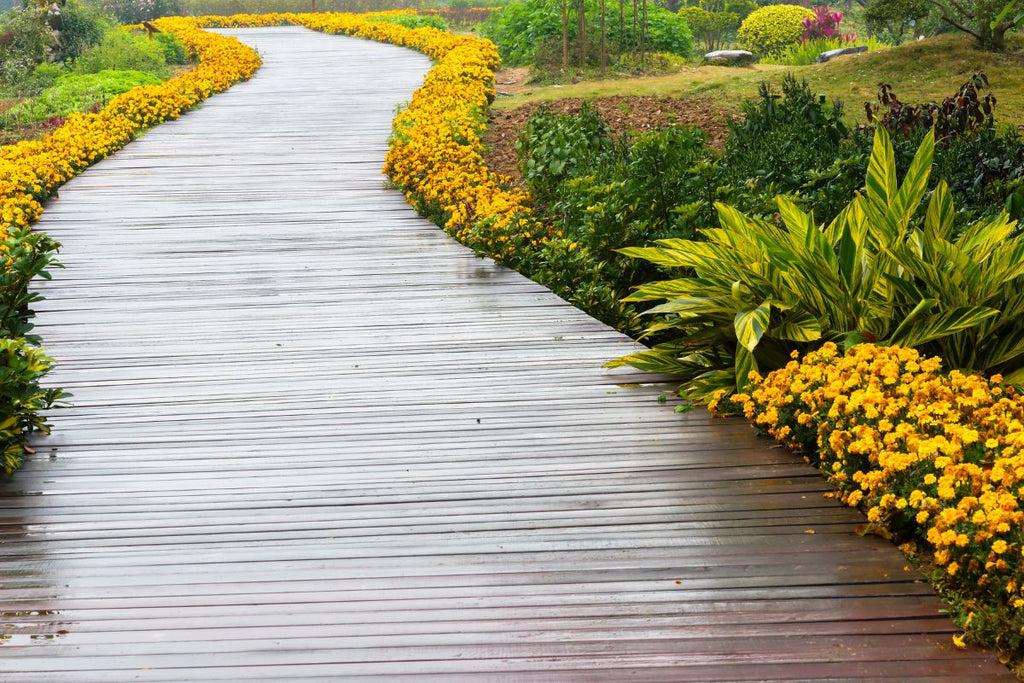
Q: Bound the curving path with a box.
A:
[0,27,1012,681]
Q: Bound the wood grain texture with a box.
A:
[0,27,1010,681]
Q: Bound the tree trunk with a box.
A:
[561,0,568,71]
[578,0,587,67]
[618,0,625,55]
[600,0,607,75]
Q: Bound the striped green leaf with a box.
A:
[887,304,999,347]
[734,299,771,353]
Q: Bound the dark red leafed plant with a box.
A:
[865,72,995,141]
[802,5,856,43]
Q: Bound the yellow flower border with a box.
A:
[0,20,263,237]
[720,342,1024,656]
[2,11,550,265]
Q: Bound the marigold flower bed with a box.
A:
[719,342,1024,658]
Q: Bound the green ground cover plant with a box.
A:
[2,70,164,126]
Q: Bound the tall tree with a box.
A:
[561,0,569,71]
[600,0,607,74]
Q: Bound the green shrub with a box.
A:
[0,338,67,475]
[611,127,1024,399]
[58,0,112,63]
[2,69,164,125]
[73,29,168,75]
[153,32,188,65]
[6,62,62,98]
[761,36,890,65]
[678,6,739,52]
[516,104,720,333]
[0,5,57,84]
[516,103,614,206]
[737,4,814,57]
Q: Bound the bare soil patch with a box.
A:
[484,94,735,186]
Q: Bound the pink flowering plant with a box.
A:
[802,5,856,43]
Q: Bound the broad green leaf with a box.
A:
[924,180,955,244]
[889,128,934,230]
[604,349,697,375]
[735,346,758,391]
[624,279,704,302]
[864,126,898,230]
[685,369,735,402]
[771,310,823,342]
[1001,365,1024,387]
[646,295,737,318]
[734,299,771,353]
[887,305,999,347]
[842,331,871,353]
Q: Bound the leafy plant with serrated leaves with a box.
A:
[609,126,1024,399]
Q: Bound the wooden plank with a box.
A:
[0,26,1010,680]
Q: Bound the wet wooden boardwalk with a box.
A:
[0,27,1011,681]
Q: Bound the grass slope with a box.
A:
[494,33,1024,128]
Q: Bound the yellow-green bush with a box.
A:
[737,4,814,58]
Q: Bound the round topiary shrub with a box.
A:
[737,4,815,58]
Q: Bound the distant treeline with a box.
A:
[180,0,424,15]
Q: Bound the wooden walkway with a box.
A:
[0,27,1011,681]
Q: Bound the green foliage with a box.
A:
[368,13,448,30]
[73,29,168,75]
[678,6,739,53]
[724,74,859,219]
[6,62,62,98]
[153,32,188,65]
[867,0,1015,48]
[611,128,1024,399]
[0,338,66,475]
[516,104,717,333]
[686,0,754,20]
[2,69,163,125]
[761,36,890,66]
[864,0,935,43]
[0,4,57,84]
[866,73,1024,224]
[481,0,561,65]
[0,227,68,476]
[736,3,814,58]
[516,103,614,205]
[483,0,694,66]
[58,0,112,63]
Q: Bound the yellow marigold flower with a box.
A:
[992,539,1009,554]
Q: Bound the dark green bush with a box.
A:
[0,5,57,84]
[58,0,112,63]
[153,32,188,65]
[73,29,168,75]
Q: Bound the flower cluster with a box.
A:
[800,5,856,44]
[0,18,263,241]
[720,343,1024,652]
